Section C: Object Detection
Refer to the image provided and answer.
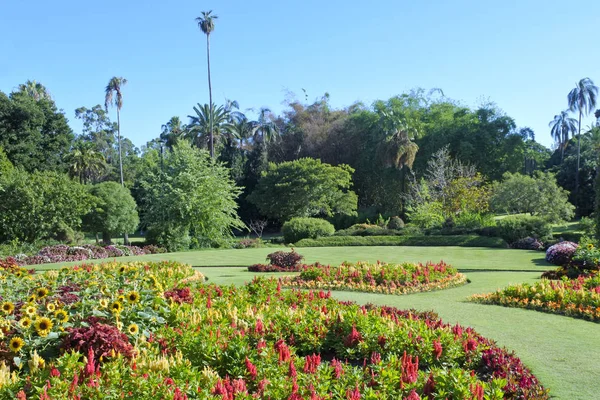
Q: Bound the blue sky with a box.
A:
[1,0,599,149]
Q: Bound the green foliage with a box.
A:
[387,216,405,230]
[0,146,13,175]
[294,235,507,248]
[0,169,93,243]
[0,88,74,172]
[408,201,446,229]
[334,224,402,237]
[282,217,335,243]
[493,216,552,244]
[454,212,496,230]
[83,182,140,242]
[491,172,575,223]
[249,158,358,222]
[139,144,244,251]
[441,174,491,215]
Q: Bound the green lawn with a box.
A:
[31,245,550,271]
[27,245,596,399]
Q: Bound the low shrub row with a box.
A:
[1,244,166,266]
[280,260,467,295]
[470,274,600,322]
[282,217,335,243]
[294,235,508,248]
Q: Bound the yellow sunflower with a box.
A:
[27,294,37,303]
[46,303,56,312]
[1,302,15,315]
[9,337,25,352]
[54,310,69,324]
[119,266,127,273]
[587,243,595,250]
[126,291,140,304]
[19,317,32,329]
[34,317,53,337]
[99,298,109,308]
[110,301,123,314]
[127,323,139,335]
[117,295,125,303]
[23,305,37,317]
[35,288,49,298]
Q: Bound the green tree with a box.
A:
[548,110,577,161]
[251,108,280,144]
[0,88,74,172]
[187,103,236,151]
[75,105,117,165]
[140,144,244,250]
[160,116,187,150]
[65,140,107,184]
[0,170,93,243]
[248,158,358,223]
[196,10,218,158]
[568,77,598,193]
[0,147,13,176]
[104,77,128,186]
[491,172,575,223]
[84,182,139,244]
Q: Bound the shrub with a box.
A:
[387,216,405,230]
[545,241,578,266]
[572,238,600,271]
[234,238,264,249]
[494,216,552,244]
[63,317,134,362]
[265,249,304,269]
[511,237,545,251]
[454,212,495,230]
[248,263,306,272]
[282,217,335,243]
[295,235,507,248]
[408,201,446,229]
[334,224,402,237]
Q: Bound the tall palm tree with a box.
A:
[187,103,236,150]
[196,11,218,158]
[66,141,107,184]
[231,117,254,150]
[548,110,577,161]
[251,108,280,144]
[104,77,128,186]
[568,77,598,193]
[17,80,52,101]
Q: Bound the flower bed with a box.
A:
[469,274,600,322]
[0,259,548,399]
[280,260,468,295]
[2,244,166,266]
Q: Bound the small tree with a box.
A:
[248,158,358,223]
[491,172,575,223]
[140,143,244,250]
[84,182,139,244]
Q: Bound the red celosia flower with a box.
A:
[344,325,363,347]
[433,340,443,360]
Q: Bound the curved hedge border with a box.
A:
[280,260,467,295]
[294,235,508,248]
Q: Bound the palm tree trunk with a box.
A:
[117,108,129,245]
[207,34,214,158]
[576,110,582,195]
[117,108,124,186]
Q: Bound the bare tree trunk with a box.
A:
[102,232,112,245]
[207,34,214,158]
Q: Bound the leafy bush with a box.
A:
[295,235,507,248]
[454,212,495,230]
[387,216,405,230]
[545,241,578,266]
[233,238,264,249]
[511,237,544,251]
[282,217,335,243]
[334,224,402,237]
[572,238,600,271]
[265,249,304,269]
[407,201,445,229]
[494,216,552,244]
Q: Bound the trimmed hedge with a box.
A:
[492,216,552,244]
[294,235,508,248]
[282,217,335,243]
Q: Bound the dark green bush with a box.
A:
[493,216,552,244]
[282,217,335,244]
[334,224,402,237]
[387,216,405,230]
[294,235,507,248]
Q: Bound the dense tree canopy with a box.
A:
[248,158,358,223]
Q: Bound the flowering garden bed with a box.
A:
[280,260,468,295]
[1,244,166,266]
[0,259,548,398]
[469,274,600,322]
